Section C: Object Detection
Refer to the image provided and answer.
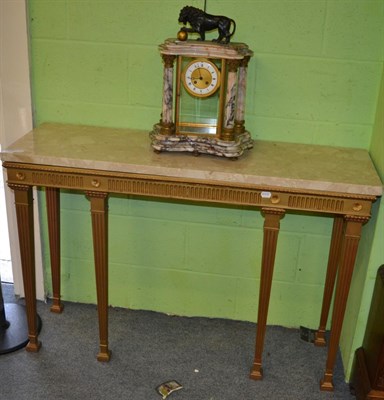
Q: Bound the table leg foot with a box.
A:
[249,364,263,380]
[320,373,334,391]
[97,347,111,362]
[251,208,285,384]
[87,192,110,365]
[50,298,64,314]
[315,216,344,351]
[46,188,63,318]
[26,338,41,352]
[314,330,327,347]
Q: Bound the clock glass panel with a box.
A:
[177,57,222,135]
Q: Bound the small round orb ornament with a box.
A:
[177,30,188,41]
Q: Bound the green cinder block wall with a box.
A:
[341,65,384,377]
[29,0,384,377]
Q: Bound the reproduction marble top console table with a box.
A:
[1,123,382,391]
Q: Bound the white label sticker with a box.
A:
[261,191,272,199]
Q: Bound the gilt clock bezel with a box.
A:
[181,58,221,98]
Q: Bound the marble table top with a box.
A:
[1,123,382,196]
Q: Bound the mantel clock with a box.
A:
[150,26,253,158]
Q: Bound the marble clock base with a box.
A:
[149,125,253,159]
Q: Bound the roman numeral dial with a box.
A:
[182,58,221,98]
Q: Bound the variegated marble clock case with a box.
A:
[150,39,254,158]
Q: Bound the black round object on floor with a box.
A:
[0,303,42,355]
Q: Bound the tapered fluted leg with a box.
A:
[87,191,110,362]
[11,185,41,352]
[46,187,63,313]
[250,208,285,380]
[320,216,367,391]
[314,216,344,346]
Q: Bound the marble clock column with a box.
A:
[234,56,251,134]
[160,54,176,134]
[222,59,240,141]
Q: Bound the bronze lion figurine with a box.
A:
[178,6,236,44]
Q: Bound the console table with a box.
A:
[1,123,382,391]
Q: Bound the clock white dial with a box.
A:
[182,59,221,98]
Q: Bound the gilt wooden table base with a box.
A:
[1,123,382,392]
